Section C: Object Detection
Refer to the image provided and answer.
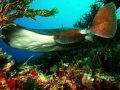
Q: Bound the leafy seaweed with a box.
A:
[23,77,39,90]
[0,0,59,33]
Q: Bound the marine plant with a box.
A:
[0,48,11,70]
[1,57,120,90]
[0,47,120,89]
[0,52,45,89]
[0,0,59,38]
[23,77,39,90]
[86,45,120,75]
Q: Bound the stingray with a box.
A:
[2,3,117,52]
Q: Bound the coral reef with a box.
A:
[0,52,120,90]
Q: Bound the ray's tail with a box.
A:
[90,2,117,38]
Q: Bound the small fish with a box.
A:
[2,3,117,52]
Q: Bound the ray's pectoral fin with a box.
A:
[90,3,117,38]
[54,30,86,44]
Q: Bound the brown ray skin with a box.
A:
[54,30,86,44]
[90,3,117,38]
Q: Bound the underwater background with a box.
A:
[0,0,120,89]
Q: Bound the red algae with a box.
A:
[0,60,120,90]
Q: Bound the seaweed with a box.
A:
[0,0,59,38]
[0,53,120,90]
[0,48,11,70]
[23,77,39,90]
[86,45,120,75]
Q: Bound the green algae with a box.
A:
[23,77,39,90]
[0,48,11,70]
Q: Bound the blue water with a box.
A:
[0,0,120,63]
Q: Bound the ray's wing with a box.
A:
[32,29,60,35]
[90,3,117,38]
[31,27,86,44]
[22,27,60,36]
[54,30,86,44]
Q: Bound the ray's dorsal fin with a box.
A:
[90,3,117,38]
